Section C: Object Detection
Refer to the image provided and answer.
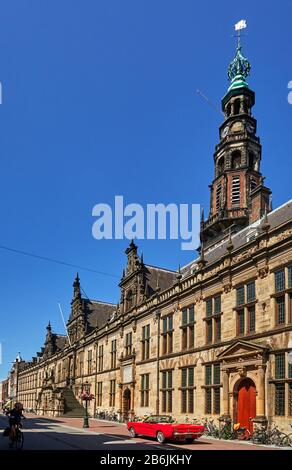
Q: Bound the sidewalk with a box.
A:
[26,413,129,435]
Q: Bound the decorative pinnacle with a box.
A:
[73,272,81,299]
[176,264,182,281]
[227,39,251,91]
[197,241,206,269]
[261,204,270,232]
[201,207,205,225]
[226,227,234,252]
[155,274,160,292]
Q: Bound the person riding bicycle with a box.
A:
[6,402,25,434]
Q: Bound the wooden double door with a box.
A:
[236,378,256,433]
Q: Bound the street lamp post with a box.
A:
[81,381,93,429]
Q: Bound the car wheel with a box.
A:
[185,438,194,444]
[129,427,137,438]
[157,431,166,444]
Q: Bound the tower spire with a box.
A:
[228,20,250,91]
[200,22,271,248]
[73,272,81,300]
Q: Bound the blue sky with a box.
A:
[0,0,292,379]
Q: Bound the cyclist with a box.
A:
[6,402,25,441]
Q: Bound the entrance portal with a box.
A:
[235,378,256,433]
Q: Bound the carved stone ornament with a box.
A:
[132,319,137,333]
[223,283,232,293]
[258,266,269,279]
[194,293,203,304]
[238,367,247,378]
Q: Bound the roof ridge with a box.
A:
[145,264,176,274]
[181,199,292,273]
[88,299,116,306]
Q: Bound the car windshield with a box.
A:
[144,415,173,423]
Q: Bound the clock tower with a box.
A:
[201,39,271,247]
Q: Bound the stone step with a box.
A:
[61,387,86,417]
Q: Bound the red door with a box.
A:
[237,378,256,433]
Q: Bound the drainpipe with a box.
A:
[155,309,161,415]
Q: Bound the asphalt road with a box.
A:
[0,414,279,451]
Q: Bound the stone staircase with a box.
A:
[61,387,86,418]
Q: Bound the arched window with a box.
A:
[248,152,255,170]
[226,103,231,117]
[217,157,225,176]
[243,100,249,114]
[231,151,241,169]
[234,98,241,115]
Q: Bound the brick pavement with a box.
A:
[25,414,279,451]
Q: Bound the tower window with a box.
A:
[216,183,222,211]
[243,100,248,114]
[232,177,241,206]
[226,103,231,117]
[234,98,241,115]
[231,151,241,169]
[217,157,224,176]
[248,152,255,170]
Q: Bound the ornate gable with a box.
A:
[218,340,268,360]
[119,240,148,313]
[217,340,269,372]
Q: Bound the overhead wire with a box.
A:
[0,244,120,279]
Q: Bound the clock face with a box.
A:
[221,125,229,138]
[246,122,255,134]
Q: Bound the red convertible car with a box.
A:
[127,415,204,444]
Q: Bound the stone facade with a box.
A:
[13,209,292,431]
[7,41,292,433]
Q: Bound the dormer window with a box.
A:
[246,229,258,242]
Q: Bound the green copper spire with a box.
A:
[227,36,251,91]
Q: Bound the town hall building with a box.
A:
[7,37,292,434]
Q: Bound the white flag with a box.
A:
[235,19,247,31]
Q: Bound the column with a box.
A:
[118,384,123,418]
[130,383,135,418]
[222,369,230,417]
[256,365,266,417]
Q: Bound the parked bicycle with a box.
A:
[280,425,292,447]
[252,423,291,447]
[202,418,220,438]
[94,410,122,422]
